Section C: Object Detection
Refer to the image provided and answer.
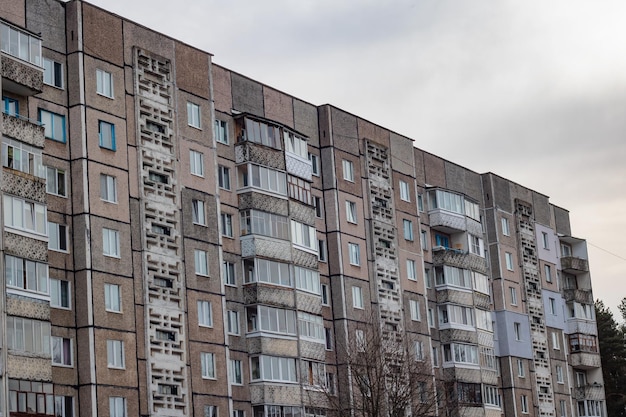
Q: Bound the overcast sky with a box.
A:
[89,0,626,317]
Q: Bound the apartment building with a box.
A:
[0,1,605,417]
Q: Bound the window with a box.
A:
[247,305,296,335]
[190,150,204,176]
[510,287,518,306]
[321,284,329,305]
[414,341,424,361]
[109,397,126,417]
[205,406,218,417]
[230,359,243,384]
[243,118,281,149]
[318,239,327,262]
[521,395,529,414]
[348,243,360,266]
[102,228,120,258]
[223,262,236,286]
[46,167,66,196]
[342,159,354,182]
[287,174,310,203]
[5,254,49,294]
[39,109,66,142]
[215,119,228,144]
[98,120,116,150]
[417,193,424,212]
[325,327,333,350]
[425,267,432,288]
[96,69,113,98]
[352,286,364,309]
[43,57,63,88]
[469,234,483,256]
[1,21,42,64]
[517,359,525,377]
[48,222,68,252]
[250,355,297,382]
[399,180,410,202]
[198,301,213,327]
[201,352,215,379]
[218,165,231,190]
[542,232,550,249]
[6,317,51,355]
[410,300,421,321]
[475,309,493,332]
[313,196,323,218]
[52,336,72,366]
[505,252,514,271]
[483,386,501,408]
[220,213,233,237]
[442,343,479,365]
[545,264,552,283]
[420,230,428,251]
[241,210,289,240]
[284,132,308,159]
[290,220,316,251]
[100,174,117,202]
[435,265,472,289]
[551,331,560,349]
[432,346,439,367]
[355,329,366,352]
[438,304,474,327]
[244,258,292,287]
[227,310,240,335]
[105,283,121,312]
[295,266,320,294]
[561,243,572,257]
[50,279,70,309]
[549,297,557,315]
[298,312,325,343]
[514,322,522,341]
[3,96,18,116]
[407,259,417,281]
[403,219,414,241]
[480,346,497,369]
[54,396,73,417]
[309,153,320,176]
[187,102,201,128]
[427,308,435,327]
[501,217,510,236]
[556,365,564,383]
[560,401,567,417]
[192,199,206,225]
[107,340,125,369]
[194,249,208,276]
[473,272,490,295]
[346,201,357,224]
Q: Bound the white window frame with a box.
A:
[309,153,320,176]
[223,261,236,286]
[54,395,74,417]
[102,228,120,258]
[50,278,70,309]
[96,69,113,98]
[514,322,522,341]
[107,339,125,369]
[229,359,243,385]
[406,259,417,281]
[545,264,552,283]
[410,299,421,321]
[198,300,213,327]
[348,242,360,266]
[3,195,48,236]
[505,252,514,271]
[43,57,63,88]
[218,165,231,190]
[105,283,122,312]
[517,359,525,377]
[194,249,209,276]
[556,365,564,383]
[46,166,66,197]
[542,232,550,249]
[221,213,233,238]
[187,101,201,129]
[321,284,330,305]
[427,308,435,327]
[109,397,126,417]
[100,174,117,203]
[201,352,216,379]
[48,222,68,252]
[52,336,73,367]
[190,150,204,177]
[227,310,240,335]
[510,287,518,306]
[346,200,357,224]
[552,331,560,350]
[192,199,206,225]
[399,180,410,202]
[215,119,228,144]
[501,217,510,236]
[352,286,364,309]
[521,395,529,414]
[342,159,354,182]
[403,219,414,241]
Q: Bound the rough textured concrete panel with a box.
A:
[175,41,210,99]
[553,206,571,236]
[330,107,359,155]
[264,87,294,128]
[213,65,232,113]
[390,132,415,177]
[357,118,389,149]
[294,99,319,146]
[122,21,175,66]
[6,295,50,320]
[492,175,512,212]
[82,3,123,66]
[423,152,446,188]
[1,0,25,26]
[231,73,264,116]
[413,148,426,185]
[532,191,551,227]
[317,105,331,148]
[27,0,66,53]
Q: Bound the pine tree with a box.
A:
[595,300,626,417]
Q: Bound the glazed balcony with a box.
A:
[1,112,45,147]
[243,282,295,309]
[572,384,605,401]
[1,21,43,95]
[561,256,589,275]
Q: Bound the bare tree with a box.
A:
[319,324,441,417]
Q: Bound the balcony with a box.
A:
[1,21,44,95]
[2,112,45,147]
[250,384,301,406]
[429,209,466,233]
[432,247,488,273]
[567,318,598,336]
[246,335,298,357]
[570,351,601,369]
[285,151,312,181]
[572,384,605,401]
[561,256,589,274]
[235,140,285,170]
[564,289,593,304]
[243,282,295,309]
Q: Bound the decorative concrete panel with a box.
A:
[443,367,482,383]
[561,256,589,273]
[7,354,52,381]
[1,57,43,93]
[6,295,50,320]
[4,232,48,261]
[295,292,322,315]
[474,293,491,309]
[466,218,483,236]
[299,340,326,361]
[238,192,289,216]
[572,385,605,401]
[285,153,312,181]
[235,142,285,170]
[1,170,47,203]
[244,283,295,308]
[484,407,501,417]
[459,406,486,417]
[241,235,291,262]
[569,352,601,369]
[292,248,318,269]
[477,331,495,348]
[1,113,45,147]
[249,384,301,406]
[481,370,498,385]
[439,329,478,344]
[563,289,593,304]
[289,200,315,226]
[566,319,597,336]
[247,336,298,357]
[436,288,473,305]
[429,210,466,233]
[432,249,487,273]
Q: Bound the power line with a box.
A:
[587,241,626,262]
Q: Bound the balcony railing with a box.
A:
[561,256,589,274]
[572,384,605,401]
